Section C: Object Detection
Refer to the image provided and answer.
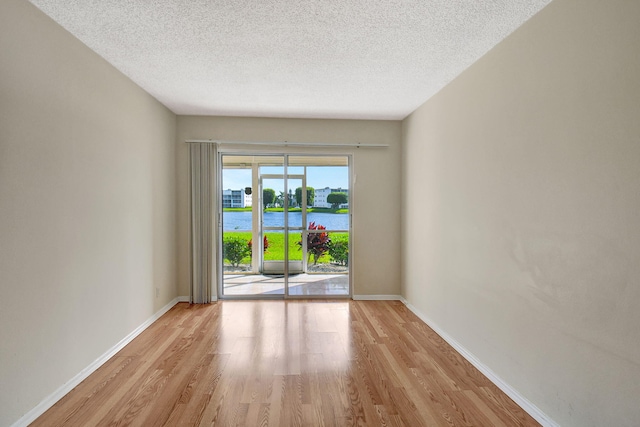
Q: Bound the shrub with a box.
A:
[328,240,349,266]
[223,236,251,267]
[299,222,331,265]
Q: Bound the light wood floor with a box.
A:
[31,300,539,426]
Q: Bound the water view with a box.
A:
[223,211,349,231]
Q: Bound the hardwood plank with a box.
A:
[31,301,540,426]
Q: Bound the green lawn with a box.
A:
[222,231,348,265]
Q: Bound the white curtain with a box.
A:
[189,143,216,303]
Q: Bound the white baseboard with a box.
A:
[352,294,403,300]
[399,297,559,427]
[11,296,187,427]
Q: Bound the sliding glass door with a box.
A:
[220,154,350,298]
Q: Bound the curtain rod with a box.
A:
[185,139,388,148]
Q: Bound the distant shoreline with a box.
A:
[223,207,348,214]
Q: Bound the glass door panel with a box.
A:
[288,156,350,296]
[220,154,350,298]
[220,155,260,296]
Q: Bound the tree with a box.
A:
[288,188,296,207]
[263,188,275,209]
[295,187,315,207]
[274,191,285,207]
[327,192,348,209]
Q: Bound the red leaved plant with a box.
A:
[248,235,269,254]
[298,222,331,265]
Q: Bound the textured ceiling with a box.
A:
[28,0,552,120]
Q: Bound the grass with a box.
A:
[223,207,253,212]
[222,231,348,265]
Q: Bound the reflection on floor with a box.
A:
[223,273,349,296]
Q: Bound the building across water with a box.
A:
[314,187,349,208]
[222,189,252,208]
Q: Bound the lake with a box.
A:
[223,211,349,231]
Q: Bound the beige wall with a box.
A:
[0,0,177,425]
[401,0,640,425]
[7,0,638,424]
[176,116,402,298]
